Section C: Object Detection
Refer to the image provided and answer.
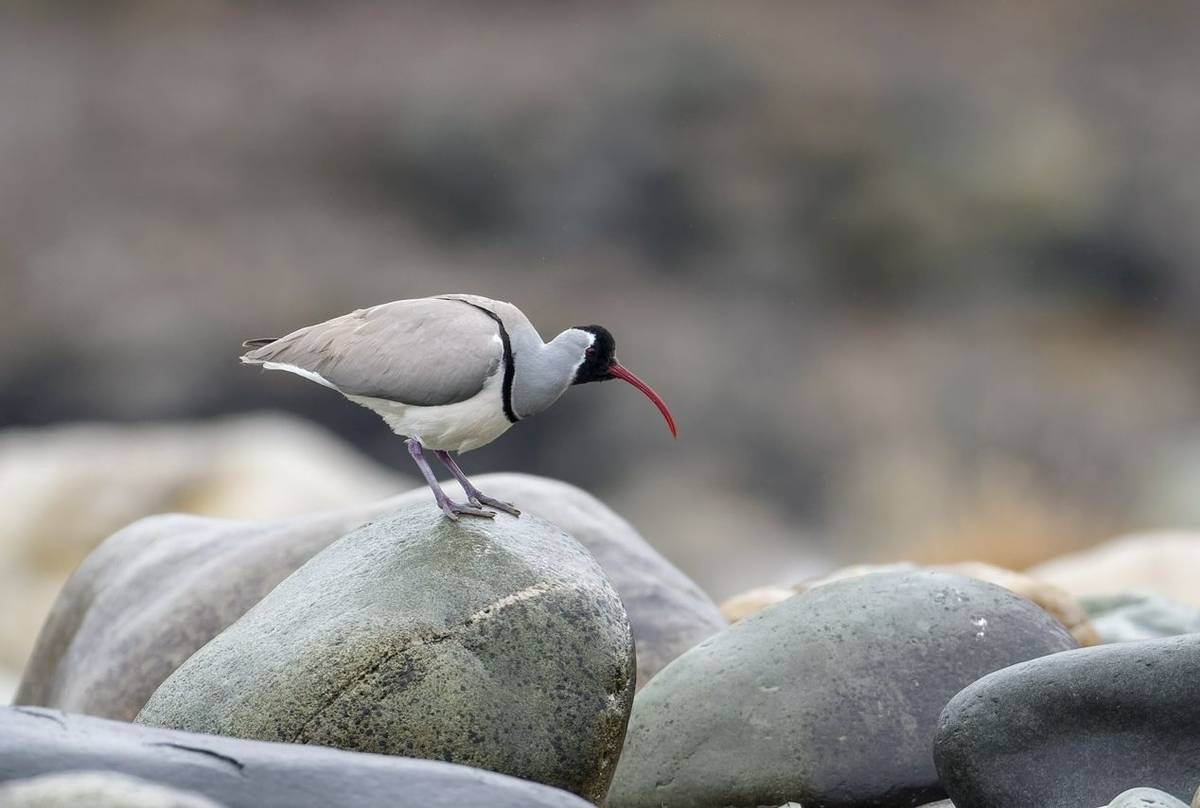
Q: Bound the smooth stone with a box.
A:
[937,562,1099,646]
[1104,788,1189,807]
[935,634,1200,808]
[0,771,223,808]
[0,706,591,808]
[136,508,633,803]
[1029,531,1200,607]
[1081,592,1200,643]
[795,561,1100,645]
[18,473,721,721]
[609,571,1079,808]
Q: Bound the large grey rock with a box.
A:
[934,634,1200,808]
[0,706,592,808]
[1081,592,1200,643]
[136,508,634,803]
[609,571,1079,808]
[18,474,718,721]
[0,771,223,808]
[789,561,1100,645]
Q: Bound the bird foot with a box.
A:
[438,500,496,521]
[468,493,521,517]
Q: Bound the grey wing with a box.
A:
[240,297,503,406]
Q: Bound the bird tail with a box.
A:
[239,337,279,365]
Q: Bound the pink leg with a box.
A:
[407,439,494,520]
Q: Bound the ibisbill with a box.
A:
[241,293,677,520]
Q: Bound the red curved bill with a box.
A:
[608,360,678,438]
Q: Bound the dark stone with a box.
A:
[135,508,633,804]
[934,634,1200,808]
[0,706,592,808]
[608,571,1079,808]
[17,473,722,721]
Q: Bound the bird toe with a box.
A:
[453,503,496,519]
[463,490,520,516]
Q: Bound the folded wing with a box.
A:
[240,297,504,407]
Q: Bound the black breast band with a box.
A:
[459,301,519,423]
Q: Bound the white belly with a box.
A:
[346,371,514,453]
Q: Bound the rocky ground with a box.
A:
[6,4,1200,805]
[5,472,1200,807]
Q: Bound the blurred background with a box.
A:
[5,1,1200,684]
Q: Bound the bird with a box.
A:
[240,293,676,520]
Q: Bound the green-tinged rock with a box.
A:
[609,571,1079,808]
[135,509,634,804]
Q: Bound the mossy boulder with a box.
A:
[135,508,634,803]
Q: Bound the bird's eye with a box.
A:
[585,347,596,358]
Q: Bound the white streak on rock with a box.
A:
[467,582,563,624]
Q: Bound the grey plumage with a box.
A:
[411,293,593,419]
[435,295,592,418]
[240,297,504,407]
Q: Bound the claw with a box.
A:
[442,500,496,520]
[470,493,521,517]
